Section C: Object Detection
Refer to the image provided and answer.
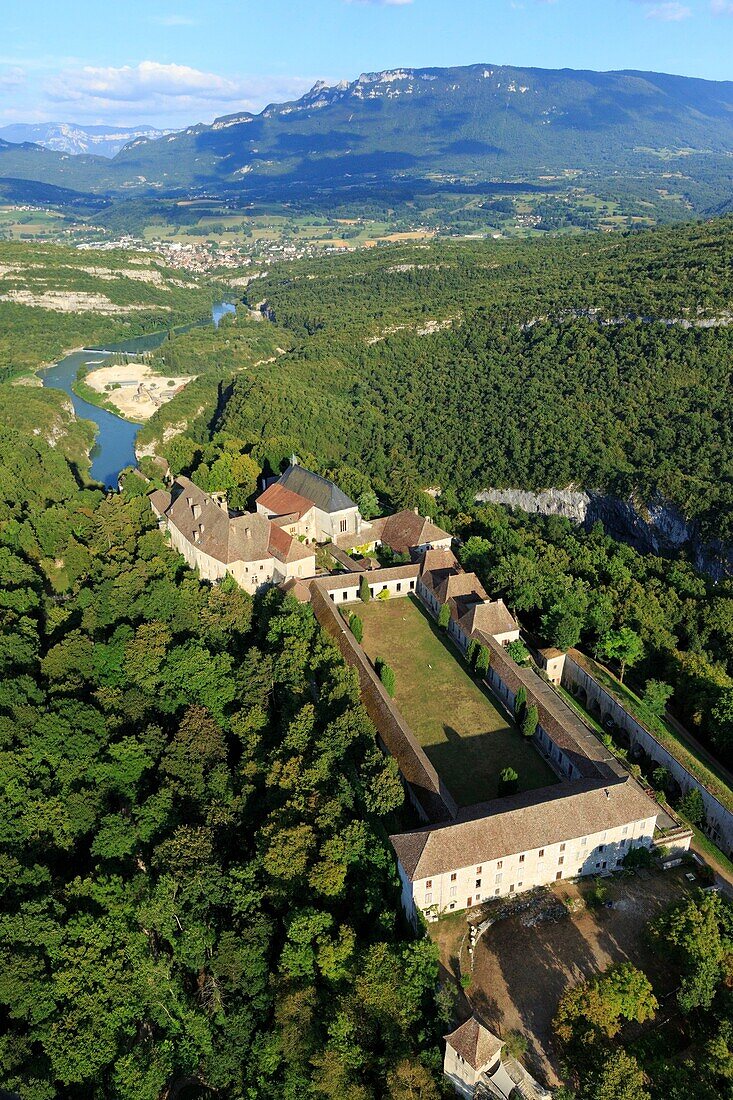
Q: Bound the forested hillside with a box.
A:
[0,427,445,1099]
[216,218,733,541]
[0,241,220,378]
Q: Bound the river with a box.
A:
[41,301,236,488]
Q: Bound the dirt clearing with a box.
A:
[84,362,196,421]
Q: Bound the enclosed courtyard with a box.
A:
[358,595,557,806]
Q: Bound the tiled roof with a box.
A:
[435,571,488,605]
[459,599,518,639]
[370,510,451,555]
[278,464,357,513]
[161,477,313,567]
[257,482,313,519]
[267,522,313,564]
[445,1017,503,1070]
[476,632,625,782]
[390,777,657,881]
[149,488,172,516]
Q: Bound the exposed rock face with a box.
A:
[475,487,733,580]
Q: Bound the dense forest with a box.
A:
[0,428,446,1099]
[455,504,733,774]
[554,890,733,1100]
[207,218,733,539]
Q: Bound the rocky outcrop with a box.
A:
[476,486,733,580]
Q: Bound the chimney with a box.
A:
[290,453,299,466]
[605,788,610,799]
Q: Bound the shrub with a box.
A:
[349,614,363,644]
[514,685,527,720]
[377,587,390,601]
[466,638,480,666]
[475,645,491,676]
[678,787,705,826]
[521,705,539,739]
[507,640,530,666]
[499,766,519,796]
[503,1030,528,1060]
[376,658,396,697]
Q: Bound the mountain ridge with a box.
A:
[1,62,732,213]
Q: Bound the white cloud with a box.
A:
[711,0,733,12]
[39,61,318,125]
[643,1,692,17]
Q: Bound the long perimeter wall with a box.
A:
[563,653,733,856]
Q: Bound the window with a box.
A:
[517,882,523,888]
[425,893,432,905]
[538,849,545,859]
[476,866,482,874]
[450,873,457,882]
[410,581,415,590]
[495,873,503,884]
[580,837,587,847]
[598,845,605,853]
[449,902,455,910]
[466,897,472,907]
[342,592,348,601]
[558,856,564,866]
[475,893,481,901]
[340,519,347,534]
[509,884,515,894]
[519,854,525,864]
[556,871,563,881]
[560,843,566,852]
[622,826,628,836]
[475,879,481,889]
[497,860,503,870]
[396,583,402,593]
[425,880,432,889]
[494,888,500,896]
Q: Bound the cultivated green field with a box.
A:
[359,596,557,806]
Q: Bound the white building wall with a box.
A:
[315,505,361,542]
[443,1046,479,1099]
[411,815,656,920]
[326,575,418,605]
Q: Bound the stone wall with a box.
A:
[563,654,733,855]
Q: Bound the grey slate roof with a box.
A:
[278,464,357,513]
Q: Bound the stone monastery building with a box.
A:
[150,463,690,929]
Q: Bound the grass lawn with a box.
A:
[358,595,557,806]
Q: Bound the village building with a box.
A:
[150,476,315,594]
[256,462,364,544]
[369,508,452,557]
[443,1017,514,1100]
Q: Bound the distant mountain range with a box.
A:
[1,64,732,210]
[0,122,176,158]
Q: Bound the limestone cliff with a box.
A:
[475,487,733,580]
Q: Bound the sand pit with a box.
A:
[84,361,196,421]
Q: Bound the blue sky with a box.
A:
[2,0,732,127]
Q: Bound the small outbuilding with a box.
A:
[444,1016,516,1098]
